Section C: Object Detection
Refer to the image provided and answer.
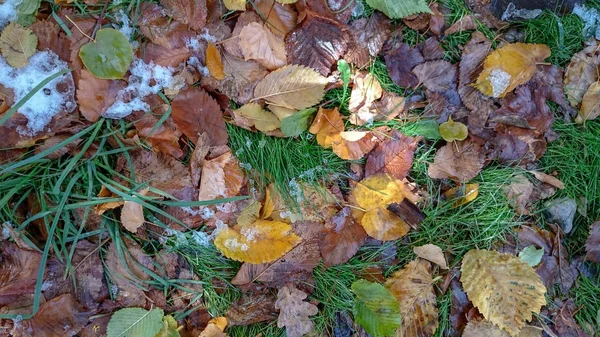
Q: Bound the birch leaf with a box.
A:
[366,0,431,19]
[0,23,37,68]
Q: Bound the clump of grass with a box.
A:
[229,322,285,337]
[573,274,600,334]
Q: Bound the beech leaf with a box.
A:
[352,279,401,337]
[0,22,37,68]
[439,118,468,142]
[239,22,287,70]
[428,140,485,183]
[106,307,164,337]
[366,0,431,19]
[79,28,133,79]
[413,244,448,269]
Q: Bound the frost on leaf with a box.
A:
[275,284,318,337]
[460,249,547,337]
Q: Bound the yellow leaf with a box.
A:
[253,64,328,110]
[576,81,600,124]
[385,259,439,337]
[309,107,344,148]
[235,103,281,132]
[261,187,274,219]
[269,105,297,121]
[199,317,228,337]
[439,118,468,142]
[238,22,287,70]
[460,249,547,337]
[275,0,298,3]
[95,185,124,215]
[237,201,261,227]
[223,0,246,11]
[350,174,418,241]
[443,183,479,208]
[214,219,301,263]
[206,43,225,80]
[475,43,551,98]
[0,23,38,68]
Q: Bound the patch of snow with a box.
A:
[501,2,542,21]
[0,51,75,136]
[186,37,203,52]
[240,162,252,170]
[2,222,11,239]
[573,4,600,40]
[182,206,201,216]
[328,0,343,11]
[198,28,217,44]
[191,230,210,246]
[241,227,259,242]
[488,68,512,98]
[200,207,214,220]
[351,0,364,18]
[110,285,119,297]
[114,10,133,40]
[0,0,22,29]
[245,136,252,149]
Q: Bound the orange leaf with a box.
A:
[331,131,377,160]
[198,150,245,202]
[206,43,225,80]
[309,107,344,148]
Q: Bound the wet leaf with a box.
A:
[475,43,551,98]
[235,103,281,132]
[14,294,89,337]
[0,22,37,68]
[171,87,227,146]
[576,81,600,124]
[107,308,164,337]
[366,0,431,19]
[460,249,547,336]
[519,246,544,267]
[320,207,367,266]
[413,244,448,269]
[428,140,485,182]
[439,118,468,142]
[253,64,327,110]
[239,22,287,70]
[79,28,133,79]
[365,132,420,180]
[275,284,318,337]
[385,259,439,337]
[206,43,225,80]
[443,183,479,208]
[352,279,401,337]
[280,107,317,137]
[345,12,391,67]
[383,42,424,88]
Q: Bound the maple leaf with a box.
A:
[206,43,225,80]
[352,279,401,337]
[234,103,281,132]
[385,259,439,337]
[253,64,327,110]
[365,131,420,180]
[366,0,431,19]
[239,22,287,70]
[198,151,245,202]
[576,81,600,124]
[275,284,318,337]
[171,87,227,146]
[320,207,367,266]
[413,244,448,269]
[564,40,600,108]
[427,140,485,183]
[460,249,547,336]
[475,43,551,98]
[585,221,600,263]
[0,22,37,68]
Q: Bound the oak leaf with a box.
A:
[427,140,485,182]
[0,22,37,68]
[239,22,287,70]
[275,284,318,337]
[253,64,327,110]
[365,131,420,180]
[576,81,600,124]
[475,43,551,98]
[171,87,227,146]
[234,103,281,132]
[385,259,439,337]
[319,207,367,266]
[198,150,244,202]
[460,249,547,336]
[413,244,448,269]
[206,43,225,80]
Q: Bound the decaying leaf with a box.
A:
[366,0,431,19]
[254,0,297,38]
[226,291,278,326]
[214,219,301,263]
[198,150,244,202]
[385,259,439,337]
[383,42,424,88]
[475,43,551,98]
[160,0,207,31]
[348,71,383,125]
[352,279,401,337]
[576,81,600,124]
[345,12,391,67]
[501,174,534,215]
[413,244,448,269]
[275,284,319,337]
[171,87,227,146]
[439,118,468,142]
[76,70,126,122]
[585,221,600,263]
[364,131,420,180]
[253,64,327,110]
[0,241,41,307]
[320,207,367,266]
[428,140,485,182]
[206,43,225,80]
[563,41,600,107]
[350,174,420,241]
[443,183,479,208]
[239,22,286,70]
[0,22,37,68]
[13,294,89,337]
[460,249,547,336]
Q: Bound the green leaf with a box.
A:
[338,59,351,101]
[519,246,544,267]
[107,307,164,337]
[366,0,431,19]
[405,119,441,140]
[439,118,468,142]
[352,280,401,337]
[281,107,317,137]
[16,0,41,26]
[79,28,133,79]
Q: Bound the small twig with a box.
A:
[65,15,96,42]
[92,0,111,38]
[215,35,240,45]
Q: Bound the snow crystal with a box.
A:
[1,226,10,239]
[114,9,137,48]
[488,69,511,98]
[198,28,217,44]
[573,4,600,40]
[200,207,215,219]
[241,227,259,242]
[186,38,203,52]
[258,139,267,148]
[245,136,253,149]
[0,51,75,136]
[191,230,210,246]
[328,0,343,11]
[41,281,53,291]
[501,3,542,21]
[0,0,21,29]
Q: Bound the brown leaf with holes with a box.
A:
[285,11,349,76]
[585,221,600,263]
[275,284,319,337]
[239,22,287,70]
[428,140,485,182]
[198,150,244,202]
[171,87,227,146]
[254,0,297,38]
[160,0,207,31]
[142,43,191,67]
[12,294,89,337]
[344,12,391,67]
[320,207,367,266]
[76,70,126,122]
[365,131,420,180]
[383,42,425,88]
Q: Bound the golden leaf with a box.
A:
[576,81,600,124]
[463,320,542,337]
[269,105,297,121]
[223,0,246,11]
[439,118,468,142]
[206,43,225,80]
[443,183,479,208]
[385,259,439,337]
[253,64,328,110]
[460,249,547,337]
[95,185,124,215]
[0,23,38,68]
[261,187,275,219]
[350,174,418,241]
[214,219,301,263]
[309,107,344,148]
[275,0,298,3]
[199,317,228,337]
[238,22,287,70]
[236,201,261,227]
[120,188,149,233]
[475,43,551,98]
[235,103,281,132]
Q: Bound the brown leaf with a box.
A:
[319,207,367,266]
[239,22,287,70]
[428,140,485,182]
[142,43,191,67]
[564,40,600,108]
[0,242,40,307]
[76,70,126,122]
[160,0,207,31]
[383,42,425,88]
[12,294,89,337]
[198,150,245,202]
[344,12,391,67]
[226,291,278,326]
[133,109,184,159]
[138,3,196,49]
[419,37,445,61]
[67,18,98,74]
[501,174,535,215]
[121,190,149,233]
[449,275,472,336]
[413,244,448,269]
[30,20,61,54]
[190,132,211,187]
[413,60,460,106]
[585,221,600,263]
[365,131,420,180]
[332,131,378,160]
[285,11,349,76]
[577,81,600,124]
[275,284,319,337]
[171,87,227,146]
[370,92,406,121]
[529,171,564,190]
[231,263,268,285]
[348,71,383,125]
[445,15,478,35]
[70,240,110,311]
[552,299,591,337]
[254,0,297,38]
[301,0,356,24]
[224,11,261,58]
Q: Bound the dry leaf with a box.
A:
[563,41,600,107]
[275,284,319,337]
[121,189,149,233]
[254,0,297,37]
[223,0,246,11]
[134,110,184,159]
[0,23,38,68]
[428,140,485,183]
[576,81,600,124]
[224,11,261,58]
[0,242,41,307]
[171,87,227,146]
[463,320,542,337]
[385,259,439,337]
[443,183,479,208]
[142,43,190,67]
[475,43,551,98]
[104,241,154,307]
[214,219,301,263]
[460,249,547,336]
[528,171,564,190]
[234,103,281,132]
[345,12,391,67]
[206,43,225,80]
[226,291,278,326]
[348,71,383,125]
[331,131,378,160]
[198,150,244,202]
[309,107,344,148]
[319,207,367,266]
[501,174,534,215]
[95,185,125,215]
[77,70,126,122]
[199,317,228,337]
[160,0,207,31]
[365,131,420,180]
[239,22,287,70]
[253,64,327,110]
[413,244,448,269]
[383,42,424,88]
[12,294,89,337]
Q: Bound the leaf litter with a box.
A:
[0,0,598,336]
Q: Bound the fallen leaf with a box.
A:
[234,103,281,132]
[0,22,37,68]
[528,171,564,190]
[134,109,184,159]
[280,107,317,137]
[445,15,478,35]
[95,185,125,215]
[366,0,431,19]
[320,207,367,266]
[460,249,547,336]
[439,118,468,142]
[198,150,244,202]
[412,60,459,98]
[463,320,542,337]
[309,107,344,148]
[121,189,149,233]
[475,43,551,98]
[331,131,378,160]
[275,284,319,337]
[551,299,590,337]
[348,71,383,125]
[518,246,544,267]
[301,0,355,23]
[576,81,600,124]
[13,294,89,337]
[160,0,207,31]
[142,43,191,67]
[254,0,297,38]
[450,275,472,336]
[428,140,485,182]
[383,42,425,88]
[370,92,406,121]
[138,3,196,49]
[284,11,349,76]
[364,131,420,180]
[223,0,245,11]
[419,37,445,61]
[344,12,391,67]
[253,64,327,110]
[226,291,278,326]
[206,43,225,80]
[70,240,110,310]
[79,28,133,79]
[443,183,479,208]
[585,221,600,263]
[171,87,227,146]
[224,11,260,58]
[239,22,287,70]
[413,244,448,269]
[107,307,164,337]
[76,70,126,122]
[385,259,439,337]
[563,41,600,107]
[501,174,534,215]
[0,242,40,307]
[199,317,228,337]
[352,279,401,337]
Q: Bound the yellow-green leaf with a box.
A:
[439,118,468,142]
[223,0,246,11]
[235,103,281,132]
[352,280,401,337]
[0,22,37,68]
[79,28,133,79]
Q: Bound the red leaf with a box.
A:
[365,131,421,180]
[319,207,367,266]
